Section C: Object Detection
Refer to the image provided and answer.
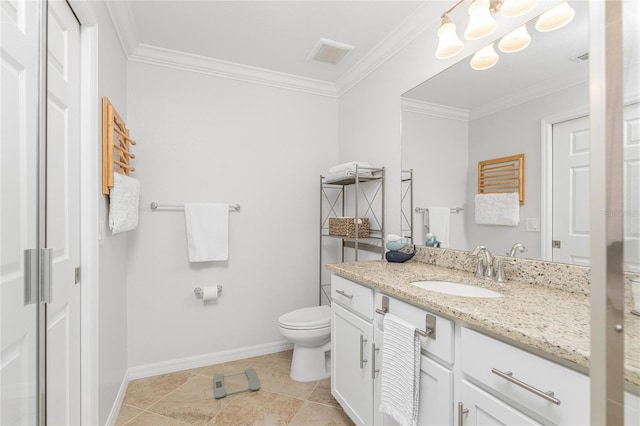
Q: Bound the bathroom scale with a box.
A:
[213,368,261,399]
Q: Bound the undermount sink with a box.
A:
[411,281,504,298]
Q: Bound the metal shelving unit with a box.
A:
[319,166,385,305]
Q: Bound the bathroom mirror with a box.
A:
[401,1,639,270]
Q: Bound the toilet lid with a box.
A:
[278,305,331,330]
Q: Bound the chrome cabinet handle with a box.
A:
[491,368,561,405]
[457,402,468,426]
[372,343,380,379]
[359,334,368,368]
[336,289,353,300]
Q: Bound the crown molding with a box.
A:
[129,44,338,98]
[401,98,470,122]
[336,4,438,97]
[104,0,139,58]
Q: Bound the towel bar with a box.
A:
[415,207,463,214]
[376,296,436,340]
[150,202,240,212]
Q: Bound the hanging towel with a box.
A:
[475,193,520,226]
[328,161,371,174]
[184,203,229,262]
[380,313,421,426]
[424,207,451,248]
[109,172,140,234]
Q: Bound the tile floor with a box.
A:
[116,350,354,425]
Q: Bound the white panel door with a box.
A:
[553,106,640,269]
[0,1,40,424]
[46,1,81,424]
[552,115,591,265]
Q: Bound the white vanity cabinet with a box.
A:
[331,275,375,425]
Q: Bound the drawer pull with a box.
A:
[491,368,561,405]
[359,335,368,368]
[336,289,353,300]
[457,402,468,426]
[372,343,380,379]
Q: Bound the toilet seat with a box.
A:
[278,305,331,330]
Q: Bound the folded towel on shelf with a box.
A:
[184,203,229,262]
[475,193,520,226]
[328,161,371,174]
[423,207,451,248]
[109,172,140,234]
[380,313,421,426]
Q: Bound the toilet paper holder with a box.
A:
[194,285,223,299]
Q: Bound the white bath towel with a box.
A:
[424,207,451,248]
[328,161,371,174]
[380,313,421,426]
[475,193,520,226]
[108,172,140,234]
[184,203,229,262]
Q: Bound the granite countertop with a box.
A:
[326,259,640,388]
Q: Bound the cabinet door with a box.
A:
[459,380,541,426]
[373,328,453,426]
[332,303,373,426]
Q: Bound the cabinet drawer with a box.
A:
[375,292,454,364]
[331,275,374,319]
[461,327,589,425]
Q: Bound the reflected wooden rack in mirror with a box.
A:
[102,96,136,195]
[478,153,525,205]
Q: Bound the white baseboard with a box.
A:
[104,370,131,426]
[127,340,293,381]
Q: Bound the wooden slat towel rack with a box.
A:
[102,96,136,195]
[478,153,525,205]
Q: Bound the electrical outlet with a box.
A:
[526,218,540,232]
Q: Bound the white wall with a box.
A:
[466,82,588,257]
[94,1,130,424]
[401,109,469,248]
[125,62,339,368]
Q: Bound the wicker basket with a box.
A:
[329,217,370,238]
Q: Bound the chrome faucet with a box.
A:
[471,245,495,280]
[508,243,527,257]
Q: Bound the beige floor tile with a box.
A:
[258,358,318,400]
[307,379,340,408]
[115,404,144,425]
[199,354,275,378]
[289,401,354,426]
[125,411,190,426]
[209,391,304,425]
[271,350,293,361]
[148,375,227,425]
[123,371,194,410]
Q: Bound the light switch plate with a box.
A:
[526,218,540,232]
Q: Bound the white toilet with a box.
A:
[278,305,331,382]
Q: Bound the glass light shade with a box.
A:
[501,0,537,17]
[470,43,499,70]
[464,0,497,40]
[436,21,464,59]
[498,25,531,53]
[535,1,576,32]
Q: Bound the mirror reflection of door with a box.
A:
[552,103,640,271]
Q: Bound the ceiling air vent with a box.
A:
[308,38,355,65]
[569,51,589,63]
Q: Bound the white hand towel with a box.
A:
[380,313,421,426]
[108,172,140,234]
[424,207,451,248]
[475,193,520,226]
[184,203,229,262]
[328,161,371,174]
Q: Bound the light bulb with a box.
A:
[498,25,531,53]
[464,0,497,40]
[436,16,464,59]
[470,43,499,70]
[535,1,576,32]
[501,0,537,17]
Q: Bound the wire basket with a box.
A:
[329,217,370,238]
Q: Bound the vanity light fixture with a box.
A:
[535,1,576,32]
[464,0,498,40]
[470,43,500,70]
[436,15,465,59]
[501,0,537,17]
[498,24,531,53]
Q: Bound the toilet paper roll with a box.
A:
[202,286,219,302]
